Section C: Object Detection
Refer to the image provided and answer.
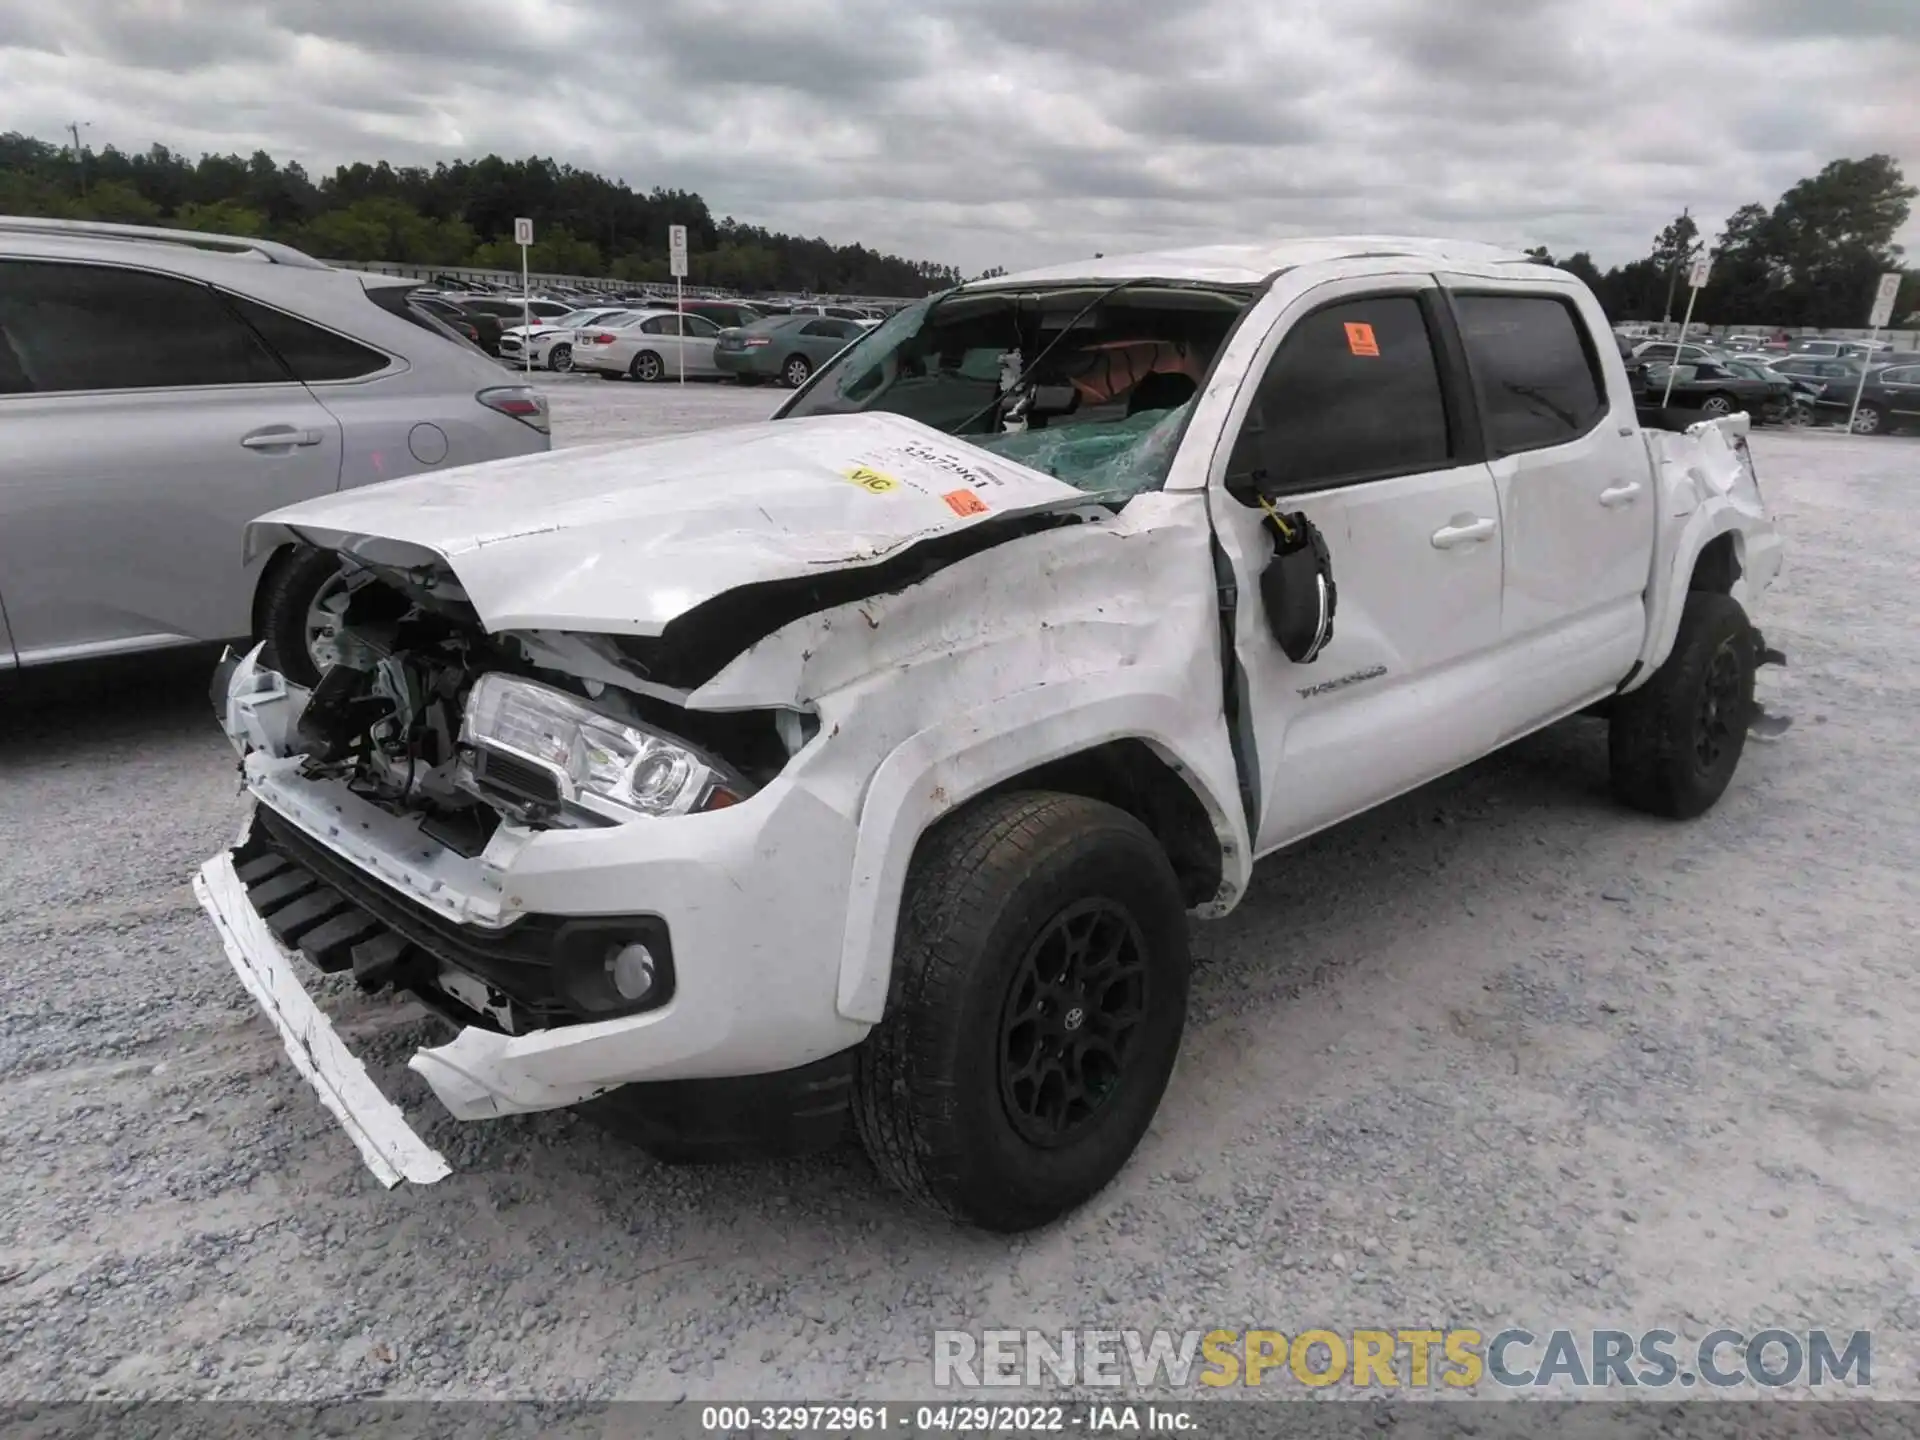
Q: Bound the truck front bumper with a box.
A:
[194,757,870,1183]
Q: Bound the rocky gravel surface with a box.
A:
[2,380,1915,1414]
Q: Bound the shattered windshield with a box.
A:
[782,283,1254,502]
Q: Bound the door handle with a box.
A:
[1430,517,1497,549]
[240,428,323,450]
[1599,481,1643,508]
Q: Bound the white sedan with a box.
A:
[497,308,633,371]
[573,310,729,381]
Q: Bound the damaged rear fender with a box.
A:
[833,680,1251,1024]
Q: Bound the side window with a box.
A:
[1225,293,1452,498]
[0,259,288,394]
[801,320,838,338]
[683,315,720,338]
[1452,294,1607,454]
[227,295,388,382]
[641,316,673,335]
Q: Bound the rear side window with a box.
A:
[227,295,388,382]
[1453,294,1607,454]
[0,259,288,394]
[1226,293,1451,497]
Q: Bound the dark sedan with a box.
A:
[1640,359,1777,418]
[714,314,869,388]
[1844,362,1920,435]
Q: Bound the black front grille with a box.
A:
[234,807,672,1031]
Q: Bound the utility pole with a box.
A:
[1661,205,1689,326]
[67,121,90,198]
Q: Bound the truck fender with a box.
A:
[1624,502,1757,695]
[834,679,1251,1024]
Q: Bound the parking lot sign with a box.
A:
[513,217,534,247]
[1869,272,1900,329]
[1687,254,1712,289]
[669,225,689,279]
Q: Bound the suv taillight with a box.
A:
[477,386,550,434]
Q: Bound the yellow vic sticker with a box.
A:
[844,466,900,494]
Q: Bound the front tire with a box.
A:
[548,343,573,372]
[1610,591,1756,820]
[853,792,1190,1232]
[257,545,349,688]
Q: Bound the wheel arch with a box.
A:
[833,687,1251,1024]
[1624,511,1756,695]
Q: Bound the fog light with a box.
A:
[607,942,657,1001]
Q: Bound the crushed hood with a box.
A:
[248,413,1095,635]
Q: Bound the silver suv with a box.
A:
[0,217,552,681]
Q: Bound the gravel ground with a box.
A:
[2,377,1917,1409]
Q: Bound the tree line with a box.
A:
[1520,156,1917,330]
[0,132,966,297]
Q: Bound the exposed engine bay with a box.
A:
[258,560,810,857]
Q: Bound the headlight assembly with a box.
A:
[458,672,748,822]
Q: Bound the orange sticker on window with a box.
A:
[943,488,989,517]
[1345,322,1380,357]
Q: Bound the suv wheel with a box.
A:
[1609,591,1756,820]
[853,792,1189,1231]
[257,545,349,687]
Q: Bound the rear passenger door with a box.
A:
[678,314,723,374]
[1441,282,1655,739]
[1209,277,1508,853]
[0,258,345,662]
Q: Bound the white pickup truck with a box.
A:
[195,236,1783,1232]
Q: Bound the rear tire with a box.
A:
[853,792,1190,1232]
[782,355,812,388]
[257,545,348,688]
[1851,402,1888,435]
[631,351,664,383]
[1698,393,1738,417]
[1610,591,1756,820]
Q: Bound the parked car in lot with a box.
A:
[1632,339,1723,367]
[667,299,765,330]
[195,236,1783,1229]
[1791,337,1889,360]
[1843,362,1920,435]
[714,314,869,387]
[1639,359,1778,419]
[0,216,550,677]
[497,307,632,370]
[572,309,728,381]
[451,297,575,355]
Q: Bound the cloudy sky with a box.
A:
[1,0,1915,275]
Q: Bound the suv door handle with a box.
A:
[1430,517,1497,549]
[1599,481,1643,507]
[240,427,323,450]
